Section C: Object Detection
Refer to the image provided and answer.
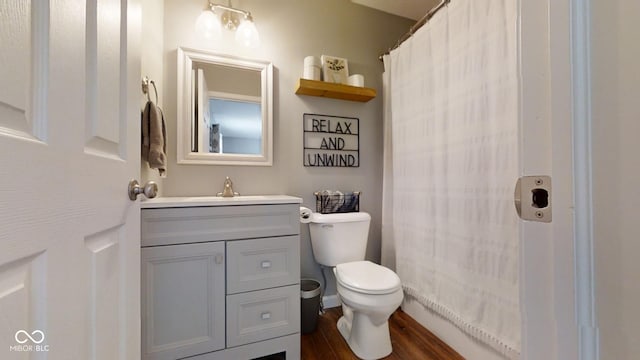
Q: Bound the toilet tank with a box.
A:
[308,212,371,267]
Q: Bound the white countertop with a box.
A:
[141,195,303,209]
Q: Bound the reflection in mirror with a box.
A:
[203,95,261,155]
[178,47,273,166]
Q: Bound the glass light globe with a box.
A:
[235,19,260,48]
[195,10,222,40]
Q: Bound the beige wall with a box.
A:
[591,1,640,358]
[145,0,412,295]
[140,0,165,194]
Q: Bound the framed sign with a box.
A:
[321,55,349,84]
[303,113,359,167]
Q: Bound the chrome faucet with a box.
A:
[217,176,239,197]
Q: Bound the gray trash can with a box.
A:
[300,279,321,334]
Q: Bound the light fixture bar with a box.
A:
[206,2,252,19]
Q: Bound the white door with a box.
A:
[0,1,141,359]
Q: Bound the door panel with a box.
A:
[86,0,123,157]
[0,252,46,359]
[85,226,123,360]
[0,0,47,141]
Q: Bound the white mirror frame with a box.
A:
[177,47,273,166]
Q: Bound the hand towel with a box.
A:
[318,190,349,213]
[141,100,167,176]
[342,191,359,212]
[332,190,344,212]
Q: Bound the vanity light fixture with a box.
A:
[195,1,260,48]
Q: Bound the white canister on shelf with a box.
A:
[347,74,364,87]
[303,56,321,81]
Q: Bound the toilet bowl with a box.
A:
[334,261,403,360]
[307,212,404,359]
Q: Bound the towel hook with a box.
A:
[141,76,158,104]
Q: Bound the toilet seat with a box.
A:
[335,261,401,295]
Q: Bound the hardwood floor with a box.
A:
[301,307,464,360]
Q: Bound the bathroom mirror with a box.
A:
[177,47,273,165]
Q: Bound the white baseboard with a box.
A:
[402,296,503,360]
[322,294,340,309]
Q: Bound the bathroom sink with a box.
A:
[140,195,302,208]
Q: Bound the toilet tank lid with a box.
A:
[310,212,371,224]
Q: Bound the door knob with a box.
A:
[128,179,158,201]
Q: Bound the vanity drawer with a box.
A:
[226,285,300,348]
[226,236,300,294]
[141,204,299,247]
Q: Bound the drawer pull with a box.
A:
[261,260,272,269]
[261,312,271,320]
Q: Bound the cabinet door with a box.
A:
[142,242,225,360]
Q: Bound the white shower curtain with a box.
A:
[382,0,520,358]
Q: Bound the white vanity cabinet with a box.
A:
[141,196,302,360]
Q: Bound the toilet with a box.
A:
[308,212,403,360]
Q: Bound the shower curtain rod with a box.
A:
[378,0,451,61]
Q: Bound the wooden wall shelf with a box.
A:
[295,78,376,102]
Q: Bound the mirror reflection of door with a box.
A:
[190,69,197,151]
[196,68,211,152]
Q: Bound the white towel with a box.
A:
[319,190,346,213]
[332,190,344,212]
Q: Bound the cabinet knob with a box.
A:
[261,260,272,269]
[261,312,271,320]
[214,253,224,264]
